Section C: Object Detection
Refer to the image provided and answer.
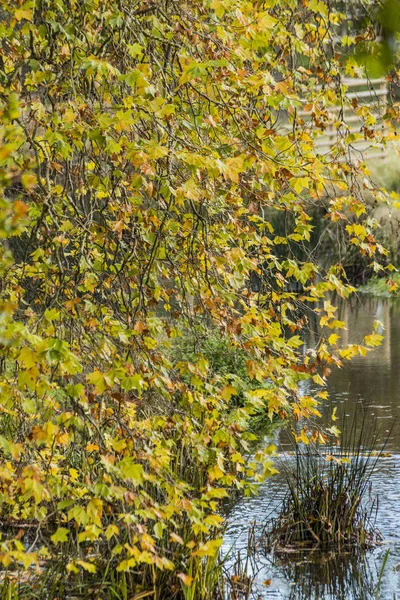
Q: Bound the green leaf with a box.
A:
[51,527,69,544]
[117,458,144,485]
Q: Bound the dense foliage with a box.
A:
[0,0,398,597]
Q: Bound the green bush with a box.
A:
[171,327,272,407]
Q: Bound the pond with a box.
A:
[223,295,400,600]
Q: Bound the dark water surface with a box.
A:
[223,296,400,599]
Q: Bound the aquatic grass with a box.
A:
[0,578,18,600]
[375,548,390,600]
[221,523,258,600]
[263,413,387,553]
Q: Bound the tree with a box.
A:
[0,0,396,597]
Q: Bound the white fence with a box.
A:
[296,77,389,159]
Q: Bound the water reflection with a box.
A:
[310,295,400,451]
[224,296,400,599]
[277,295,400,450]
[274,550,377,600]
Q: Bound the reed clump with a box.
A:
[263,421,385,553]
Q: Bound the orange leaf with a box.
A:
[177,573,193,587]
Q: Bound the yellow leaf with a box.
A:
[105,524,119,540]
[208,465,225,481]
[328,334,339,346]
[18,347,37,369]
[64,109,75,123]
[294,429,310,444]
[86,443,99,452]
[66,563,80,574]
[204,514,224,526]
[21,173,37,190]
[69,468,79,480]
[76,560,96,574]
[220,385,237,401]
[14,9,33,21]
[312,374,325,386]
[192,539,222,558]
[177,573,193,587]
[364,332,384,347]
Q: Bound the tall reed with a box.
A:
[263,412,387,552]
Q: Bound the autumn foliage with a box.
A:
[0,0,397,597]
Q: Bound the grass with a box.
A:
[368,149,400,198]
[0,545,259,600]
[0,558,226,600]
[262,415,385,553]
